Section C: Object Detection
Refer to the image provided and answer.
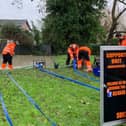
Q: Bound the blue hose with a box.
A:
[0,93,13,126]
[7,72,56,126]
[73,59,100,83]
[38,67,100,92]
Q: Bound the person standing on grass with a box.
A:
[66,43,79,65]
[77,46,92,72]
[1,40,17,70]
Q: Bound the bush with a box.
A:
[0,23,34,47]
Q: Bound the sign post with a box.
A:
[100,46,126,126]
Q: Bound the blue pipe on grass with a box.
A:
[0,93,13,126]
[73,59,100,83]
[7,72,56,126]
[38,67,100,92]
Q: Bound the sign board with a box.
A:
[100,46,126,126]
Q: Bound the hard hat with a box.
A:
[73,44,77,49]
[69,43,78,49]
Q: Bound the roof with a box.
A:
[0,19,31,31]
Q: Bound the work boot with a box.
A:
[86,67,93,72]
[8,64,13,70]
[1,63,6,70]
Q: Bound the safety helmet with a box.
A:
[70,44,78,49]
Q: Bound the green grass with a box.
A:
[0,55,125,126]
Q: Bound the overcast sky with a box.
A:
[0,0,44,26]
[0,0,116,27]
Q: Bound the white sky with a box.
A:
[0,0,122,27]
[0,0,44,27]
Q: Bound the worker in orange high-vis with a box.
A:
[116,33,126,46]
[119,35,126,46]
[1,40,17,70]
[66,43,79,65]
[77,46,92,72]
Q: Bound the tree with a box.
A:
[0,23,34,47]
[11,0,107,54]
[0,23,21,40]
[31,22,42,45]
[17,30,34,47]
[107,0,126,43]
[42,0,107,54]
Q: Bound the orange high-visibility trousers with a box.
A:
[8,64,13,70]
[1,63,6,70]
[77,59,92,69]
[77,46,92,72]
[85,60,92,72]
[77,59,83,69]
[1,63,13,70]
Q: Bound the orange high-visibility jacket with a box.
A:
[2,42,16,56]
[79,46,91,56]
[118,35,126,46]
[120,39,126,46]
[67,44,79,59]
[77,46,92,70]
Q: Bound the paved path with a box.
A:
[0,55,54,69]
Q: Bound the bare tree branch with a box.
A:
[118,0,126,5]
[115,8,126,22]
[113,31,126,34]
[112,0,117,20]
[106,0,126,44]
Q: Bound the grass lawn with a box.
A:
[0,55,125,126]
